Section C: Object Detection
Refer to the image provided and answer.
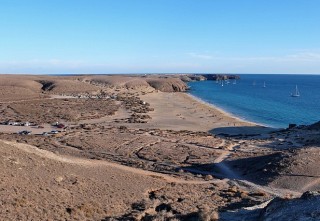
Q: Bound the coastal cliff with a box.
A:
[201,74,240,81]
[146,78,188,92]
[180,74,240,82]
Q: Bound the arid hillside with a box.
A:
[0,74,320,220]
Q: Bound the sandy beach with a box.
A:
[140,91,273,135]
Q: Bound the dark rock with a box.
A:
[288,123,297,129]
[307,121,320,130]
[202,74,240,81]
[259,191,320,220]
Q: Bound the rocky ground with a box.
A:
[0,74,319,220]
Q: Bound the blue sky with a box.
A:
[0,0,319,74]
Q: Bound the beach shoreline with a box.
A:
[140,91,274,135]
[185,93,273,128]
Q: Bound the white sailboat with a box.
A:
[233,80,237,84]
[291,85,300,97]
[263,81,266,88]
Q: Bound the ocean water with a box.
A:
[187,74,320,128]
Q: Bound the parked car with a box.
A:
[57,124,65,129]
[18,130,32,135]
[50,130,59,134]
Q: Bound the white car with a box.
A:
[50,130,59,134]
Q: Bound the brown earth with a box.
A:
[0,139,270,220]
[0,74,320,220]
[0,98,119,124]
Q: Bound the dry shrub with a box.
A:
[198,205,219,221]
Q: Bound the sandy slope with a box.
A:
[3,140,221,185]
[0,140,166,220]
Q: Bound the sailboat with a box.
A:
[263,81,266,88]
[233,80,237,85]
[291,85,300,97]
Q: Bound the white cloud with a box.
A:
[187,52,214,60]
[198,51,320,63]
[1,51,320,74]
[285,52,320,61]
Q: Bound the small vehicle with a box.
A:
[18,130,32,135]
[50,130,59,134]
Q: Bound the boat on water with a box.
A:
[233,80,236,84]
[291,85,300,97]
[263,81,266,88]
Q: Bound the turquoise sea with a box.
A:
[187,74,320,128]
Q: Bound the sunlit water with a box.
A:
[188,74,320,128]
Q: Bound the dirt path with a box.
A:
[0,105,128,134]
[2,140,223,185]
[2,138,302,198]
[0,97,51,104]
[301,177,320,192]
[213,151,240,179]
[214,150,302,197]
[78,106,129,125]
[0,124,55,134]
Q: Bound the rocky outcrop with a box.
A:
[202,74,240,80]
[259,191,320,220]
[180,75,207,82]
[307,121,320,130]
[180,75,193,82]
[84,75,188,92]
[188,75,207,81]
[146,78,188,92]
[36,80,56,91]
